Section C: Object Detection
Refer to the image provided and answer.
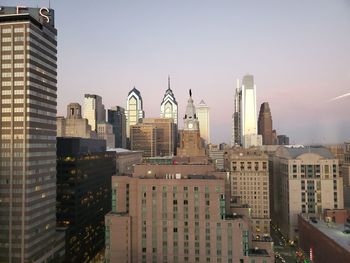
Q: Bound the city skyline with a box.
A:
[3,0,349,144]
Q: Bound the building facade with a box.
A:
[258,102,274,145]
[57,103,96,138]
[196,100,210,145]
[160,76,178,125]
[0,6,65,262]
[105,164,273,263]
[224,148,271,237]
[56,137,115,263]
[97,122,115,149]
[177,90,205,157]
[83,94,105,131]
[271,146,344,239]
[277,135,289,145]
[231,76,262,148]
[343,142,350,211]
[126,87,144,140]
[130,123,157,157]
[107,106,127,148]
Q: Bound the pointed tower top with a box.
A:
[189,89,192,97]
[168,75,171,90]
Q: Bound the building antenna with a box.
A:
[168,75,171,90]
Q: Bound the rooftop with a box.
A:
[300,214,350,252]
[248,248,269,257]
[281,146,335,159]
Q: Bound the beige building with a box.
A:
[271,146,344,239]
[342,142,350,210]
[224,147,270,237]
[57,103,97,138]
[107,148,143,175]
[83,94,106,131]
[130,123,157,157]
[97,122,115,148]
[208,144,225,171]
[196,100,210,145]
[143,118,176,157]
[105,164,273,263]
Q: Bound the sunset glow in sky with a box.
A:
[4,0,350,144]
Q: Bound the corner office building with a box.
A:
[0,6,64,262]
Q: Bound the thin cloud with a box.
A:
[329,92,350,102]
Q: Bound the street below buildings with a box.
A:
[271,224,298,263]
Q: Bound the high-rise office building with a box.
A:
[126,87,144,140]
[258,102,274,145]
[177,90,205,157]
[160,76,178,125]
[224,147,271,237]
[57,103,97,138]
[196,100,210,145]
[83,94,106,131]
[143,118,176,157]
[130,123,157,157]
[343,142,350,210]
[107,106,127,148]
[105,164,273,263]
[56,137,115,262]
[232,75,262,148]
[0,6,64,262]
[271,146,344,239]
[97,122,115,149]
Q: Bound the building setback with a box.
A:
[56,137,115,263]
[57,103,96,138]
[0,6,65,262]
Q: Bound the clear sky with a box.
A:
[4,0,350,144]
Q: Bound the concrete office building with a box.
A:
[130,123,157,157]
[143,118,176,157]
[108,106,127,148]
[177,90,205,158]
[160,76,178,125]
[224,147,271,237]
[0,6,65,262]
[56,137,115,263]
[107,148,143,175]
[83,94,105,131]
[271,146,344,239]
[196,100,210,145]
[298,211,350,263]
[57,103,97,138]
[97,122,115,149]
[208,144,225,171]
[126,87,144,139]
[105,164,273,263]
[258,102,274,145]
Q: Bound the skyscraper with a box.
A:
[126,87,144,140]
[177,90,205,157]
[0,6,64,262]
[231,75,262,148]
[107,106,127,148]
[160,76,178,125]
[196,100,210,145]
[258,102,274,145]
[83,94,106,131]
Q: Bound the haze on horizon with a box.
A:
[4,0,350,145]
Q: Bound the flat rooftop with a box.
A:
[301,214,350,252]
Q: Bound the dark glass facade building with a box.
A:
[108,106,126,148]
[56,137,115,263]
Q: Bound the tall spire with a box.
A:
[168,75,171,90]
[189,89,192,97]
